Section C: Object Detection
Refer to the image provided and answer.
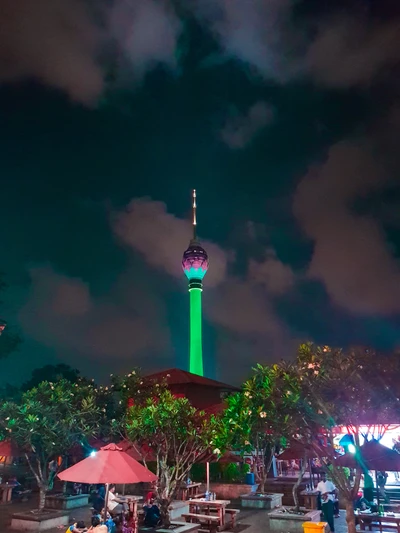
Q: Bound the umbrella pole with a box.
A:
[104,483,110,523]
[309,459,313,489]
[206,462,210,494]
[122,484,125,496]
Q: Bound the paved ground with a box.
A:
[0,497,350,533]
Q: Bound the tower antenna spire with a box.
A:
[192,189,197,241]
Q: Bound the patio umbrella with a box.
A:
[58,443,157,521]
[117,440,156,463]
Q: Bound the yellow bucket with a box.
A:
[302,522,328,533]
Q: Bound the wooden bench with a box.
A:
[182,513,220,532]
[225,509,240,528]
[358,517,400,532]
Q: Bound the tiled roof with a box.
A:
[144,368,239,390]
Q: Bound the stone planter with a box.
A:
[45,493,89,510]
[209,482,257,500]
[241,492,283,509]
[11,510,69,531]
[268,508,321,533]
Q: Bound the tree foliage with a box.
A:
[294,343,400,533]
[0,379,104,509]
[220,363,301,492]
[21,364,81,391]
[124,387,223,525]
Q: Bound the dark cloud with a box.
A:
[19,265,171,364]
[0,0,181,103]
[109,0,181,82]
[0,0,105,104]
[306,16,400,88]
[194,0,400,88]
[293,130,400,316]
[112,197,228,287]
[220,102,274,149]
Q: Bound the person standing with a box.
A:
[363,471,374,503]
[317,472,336,533]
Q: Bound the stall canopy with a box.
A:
[278,441,315,461]
[335,439,400,471]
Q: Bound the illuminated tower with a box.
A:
[182,190,209,376]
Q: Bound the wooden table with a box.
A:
[357,512,400,532]
[300,490,319,510]
[180,483,201,501]
[189,498,231,529]
[0,483,17,504]
[121,495,143,533]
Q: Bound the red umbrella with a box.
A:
[58,443,157,522]
[58,443,157,484]
[0,439,23,457]
[117,440,156,462]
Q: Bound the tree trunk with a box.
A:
[292,457,308,512]
[39,486,46,511]
[159,499,171,528]
[345,500,357,533]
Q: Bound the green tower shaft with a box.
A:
[189,284,203,376]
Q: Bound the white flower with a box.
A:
[132,371,136,375]
[247,410,252,415]
[213,448,221,455]
[314,370,319,375]
[5,417,9,421]
[127,374,132,377]
[259,412,267,418]
[245,441,250,445]
[286,391,292,395]
[244,391,250,397]
[308,363,314,369]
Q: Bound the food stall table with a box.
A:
[300,490,319,510]
[357,511,400,532]
[121,495,143,533]
[188,498,231,529]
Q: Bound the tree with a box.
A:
[294,343,400,533]
[220,363,301,493]
[0,379,103,510]
[0,326,21,360]
[124,388,223,526]
[22,364,81,391]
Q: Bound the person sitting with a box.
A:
[88,516,108,533]
[92,485,106,513]
[66,520,87,532]
[143,498,161,527]
[107,486,128,516]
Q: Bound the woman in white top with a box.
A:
[107,485,128,515]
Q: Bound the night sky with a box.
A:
[1,0,400,386]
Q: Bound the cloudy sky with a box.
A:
[1,0,400,385]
